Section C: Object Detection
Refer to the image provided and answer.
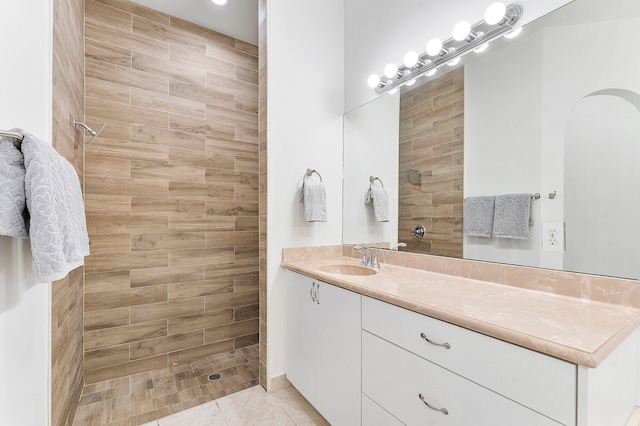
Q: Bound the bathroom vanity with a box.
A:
[282,246,640,426]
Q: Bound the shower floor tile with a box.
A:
[72,345,259,426]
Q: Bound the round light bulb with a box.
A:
[447,57,461,66]
[474,43,489,53]
[389,88,399,95]
[403,51,419,68]
[384,63,399,78]
[367,74,381,88]
[426,38,443,56]
[452,21,471,41]
[211,0,229,5]
[425,69,437,77]
[406,79,416,86]
[504,27,522,39]
[484,2,506,25]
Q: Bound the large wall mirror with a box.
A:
[343,0,640,280]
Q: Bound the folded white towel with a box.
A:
[20,129,91,282]
[492,193,532,239]
[370,181,389,222]
[300,177,327,222]
[0,138,28,238]
[463,196,495,237]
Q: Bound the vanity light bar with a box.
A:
[370,3,523,95]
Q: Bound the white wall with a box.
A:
[0,1,52,425]
[343,93,399,247]
[267,0,345,381]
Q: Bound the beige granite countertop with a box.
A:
[281,245,640,368]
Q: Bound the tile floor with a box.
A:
[72,345,261,425]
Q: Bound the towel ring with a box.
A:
[305,168,322,182]
[370,176,384,188]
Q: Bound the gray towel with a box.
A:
[0,138,28,238]
[300,177,327,222]
[463,196,495,237]
[20,129,90,282]
[492,193,532,239]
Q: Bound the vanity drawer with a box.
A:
[362,296,576,425]
[362,331,563,426]
[362,394,404,426]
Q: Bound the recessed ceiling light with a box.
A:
[211,0,229,6]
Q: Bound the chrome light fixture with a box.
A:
[367,2,523,95]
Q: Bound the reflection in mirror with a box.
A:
[343,0,640,280]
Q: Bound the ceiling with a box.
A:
[130,0,258,45]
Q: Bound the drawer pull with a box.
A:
[310,282,316,302]
[420,332,451,349]
[316,283,320,305]
[418,393,449,415]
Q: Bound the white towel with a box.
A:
[369,181,389,222]
[463,196,495,237]
[0,138,28,238]
[20,129,90,282]
[300,178,327,222]
[492,193,532,239]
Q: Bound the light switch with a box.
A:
[541,222,565,252]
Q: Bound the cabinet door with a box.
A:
[314,281,361,426]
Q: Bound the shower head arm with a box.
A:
[73,119,105,144]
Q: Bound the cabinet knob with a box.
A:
[418,393,449,415]
[420,332,451,349]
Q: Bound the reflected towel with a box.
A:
[0,138,28,238]
[369,182,389,222]
[21,129,90,282]
[300,178,327,222]
[463,196,495,237]
[492,193,532,239]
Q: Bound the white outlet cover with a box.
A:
[541,222,565,252]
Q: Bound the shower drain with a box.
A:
[208,373,222,381]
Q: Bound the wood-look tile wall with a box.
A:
[52,0,85,424]
[83,0,259,384]
[258,0,268,389]
[398,68,464,258]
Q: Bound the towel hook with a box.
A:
[549,191,557,199]
[74,119,105,144]
[305,168,322,182]
[370,176,384,187]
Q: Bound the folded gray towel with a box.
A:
[0,138,28,238]
[300,176,327,222]
[463,196,495,237]
[368,181,389,222]
[20,129,90,282]
[492,193,532,239]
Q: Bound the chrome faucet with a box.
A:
[392,242,407,251]
[354,245,379,269]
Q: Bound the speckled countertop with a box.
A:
[281,245,640,368]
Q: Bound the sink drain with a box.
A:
[208,373,222,381]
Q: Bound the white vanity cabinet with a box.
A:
[362,296,577,426]
[285,271,361,426]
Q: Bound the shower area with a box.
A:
[50,0,260,424]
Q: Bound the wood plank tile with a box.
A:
[235,40,258,57]
[235,246,258,262]
[167,340,233,365]
[205,290,259,312]
[131,232,205,251]
[85,0,132,31]
[206,72,257,100]
[93,0,170,25]
[206,43,257,71]
[85,271,131,294]
[131,124,205,151]
[168,114,235,140]
[205,260,258,280]
[234,125,258,144]
[168,247,235,267]
[234,333,259,349]
[85,195,130,216]
[205,201,258,216]
[205,319,258,343]
[85,177,169,198]
[168,182,234,201]
[206,138,258,159]
[205,231,258,248]
[130,299,204,324]
[234,275,258,293]
[130,331,203,360]
[169,147,233,169]
[234,95,258,115]
[85,37,132,68]
[234,186,259,202]
[85,354,167,385]
[169,45,235,79]
[84,320,167,351]
[85,154,130,178]
[132,15,206,53]
[85,344,130,371]
[88,234,131,254]
[169,80,235,109]
[84,307,130,332]
[131,87,205,119]
[234,304,259,322]
[235,66,258,85]
[168,216,235,232]
[205,104,257,130]
[167,309,233,335]
[131,197,205,216]
[85,251,168,274]
[85,286,167,312]
[168,279,234,300]
[85,117,131,141]
[86,19,168,59]
[130,265,205,288]
[86,77,131,104]
[205,169,257,187]
[86,57,168,94]
[87,97,168,128]
[170,16,234,48]
[235,216,258,232]
[132,52,206,86]
[131,160,205,183]
[87,214,168,234]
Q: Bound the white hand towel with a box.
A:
[463,196,495,237]
[492,193,532,239]
[301,179,327,222]
[370,182,389,222]
[20,129,91,282]
[0,138,28,238]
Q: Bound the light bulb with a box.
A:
[211,0,229,5]
[389,88,399,95]
[384,63,399,78]
[425,69,437,77]
[367,74,381,88]
[403,51,419,68]
[474,43,489,53]
[484,2,506,25]
[452,21,471,41]
[447,57,461,66]
[504,27,522,39]
[426,38,443,56]
[406,79,416,86]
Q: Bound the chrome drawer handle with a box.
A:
[310,282,316,302]
[419,393,449,415]
[420,332,451,349]
[316,283,320,305]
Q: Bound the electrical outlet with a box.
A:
[541,222,565,252]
